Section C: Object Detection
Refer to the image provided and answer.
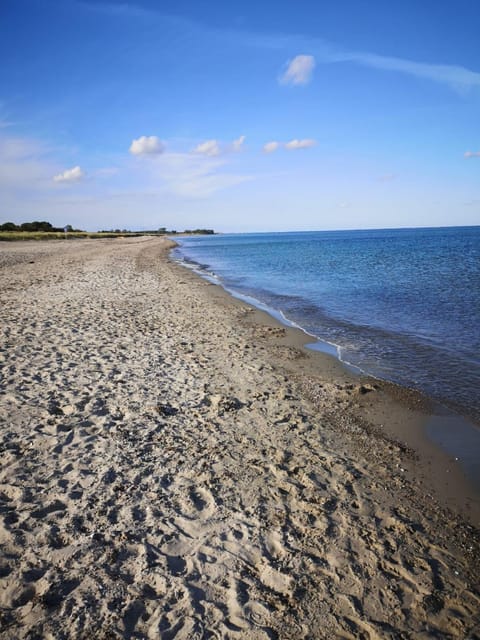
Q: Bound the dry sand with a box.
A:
[0,236,479,639]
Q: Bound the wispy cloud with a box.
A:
[464,150,480,158]
[130,135,165,156]
[0,134,60,190]
[194,136,246,157]
[1,128,251,207]
[263,141,280,154]
[257,33,480,92]
[136,152,252,198]
[331,50,480,93]
[0,136,46,161]
[285,138,316,150]
[263,139,316,152]
[230,20,480,93]
[71,1,480,92]
[193,139,221,157]
[231,135,246,152]
[280,55,315,86]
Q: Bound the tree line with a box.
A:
[1,221,216,235]
[0,221,77,232]
[98,227,216,235]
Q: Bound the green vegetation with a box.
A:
[0,221,79,233]
[98,228,214,235]
[183,229,215,235]
[0,221,216,241]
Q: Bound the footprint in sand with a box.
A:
[244,600,274,627]
[263,530,287,561]
[258,563,293,597]
[177,485,216,522]
[224,577,250,630]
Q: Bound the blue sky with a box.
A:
[1,0,479,232]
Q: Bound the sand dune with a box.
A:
[0,237,479,639]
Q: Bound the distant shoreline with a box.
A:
[0,230,216,242]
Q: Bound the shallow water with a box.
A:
[174,226,480,419]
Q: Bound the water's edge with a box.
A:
[172,247,480,495]
[172,228,480,423]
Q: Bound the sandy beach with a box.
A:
[0,236,479,639]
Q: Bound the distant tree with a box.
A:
[184,228,214,235]
[38,221,54,231]
[20,221,54,232]
[0,222,18,231]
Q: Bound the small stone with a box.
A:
[156,403,178,417]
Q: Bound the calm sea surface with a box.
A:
[173,227,480,419]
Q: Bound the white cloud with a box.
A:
[53,166,85,183]
[263,141,280,154]
[193,139,221,157]
[285,139,316,150]
[263,139,316,152]
[195,136,245,156]
[0,129,253,231]
[464,150,480,158]
[280,55,316,86]
[246,27,480,93]
[129,135,165,156]
[232,135,246,152]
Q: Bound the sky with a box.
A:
[1,0,479,232]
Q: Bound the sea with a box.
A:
[172,226,480,421]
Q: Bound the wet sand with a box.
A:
[0,237,479,639]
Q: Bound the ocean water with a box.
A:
[173,227,480,420]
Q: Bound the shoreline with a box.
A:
[172,235,480,425]
[1,237,479,638]
[173,246,480,509]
